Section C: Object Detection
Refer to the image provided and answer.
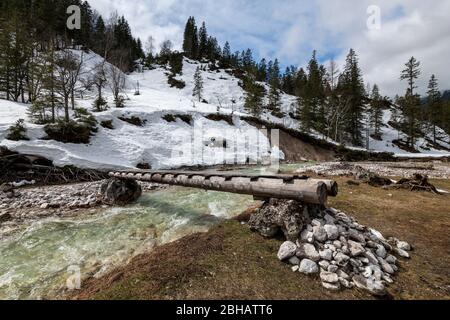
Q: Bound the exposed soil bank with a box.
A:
[72,176,450,300]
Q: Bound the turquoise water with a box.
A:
[0,187,255,300]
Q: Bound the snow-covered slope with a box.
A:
[0,51,449,170]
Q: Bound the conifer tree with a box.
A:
[400,56,421,148]
[193,66,204,102]
[369,84,383,139]
[427,74,441,144]
[337,49,366,146]
[198,22,208,59]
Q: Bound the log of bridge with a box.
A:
[108,171,334,205]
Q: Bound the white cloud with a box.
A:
[89,0,450,96]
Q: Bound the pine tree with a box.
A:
[183,17,198,59]
[266,59,282,116]
[221,41,231,66]
[400,56,421,148]
[193,66,203,101]
[369,84,383,139]
[198,22,208,59]
[337,49,366,146]
[244,76,265,117]
[427,74,441,144]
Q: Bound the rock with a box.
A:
[358,257,370,264]
[369,228,386,241]
[353,275,386,296]
[291,265,299,272]
[375,244,387,259]
[320,270,339,283]
[378,258,395,274]
[397,241,411,251]
[341,245,350,255]
[364,250,379,265]
[324,214,336,225]
[333,240,342,249]
[40,203,49,209]
[339,278,353,289]
[327,265,338,273]
[248,199,307,240]
[350,258,363,268]
[319,249,333,261]
[277,241,297,261]
[0,213,12,223]
[382,274,394,284]
[348,229,366,243]
[337,269,350,280]
[297,243,320,262]
[100,178,142,205]
[311,219,323,227]
[385,254,397,265]
[300,229,314,242]
[324,224,339,240]
[319,260,330,269]
[313,225,328,242]
[394,248,410,259]
[288,256,301,266]
[322,281,341,291]
[299,259,319,274]
[334,253,350,266]
[348,240,365,257]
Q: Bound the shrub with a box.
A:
[6,119,29,141]
[74,108,98,132]
[168,75,186,89]
[119,116,145,126]
[162,114,192,125]
[162,114,176,123]
[114,95,126,108]
[44,120,94,144]
[205,114,234,126]
[100,120,114,129]
[93,97,108,112]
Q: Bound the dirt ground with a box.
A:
[72,173,450,300]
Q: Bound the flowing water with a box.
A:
[0,162,315,300]
[0,187,255,300]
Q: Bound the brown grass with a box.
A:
[72,177,450,300]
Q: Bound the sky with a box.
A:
[89,0,450,97]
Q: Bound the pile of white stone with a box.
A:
[277,208,412,296]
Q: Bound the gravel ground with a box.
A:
[296,161,450,179]
[0,181,165,227]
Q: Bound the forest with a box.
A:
[0,1,448,148]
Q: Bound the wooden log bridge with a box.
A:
[108,170,338,205]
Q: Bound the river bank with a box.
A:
[71,175,450,300]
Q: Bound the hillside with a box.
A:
[0,51,449,171]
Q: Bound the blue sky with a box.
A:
[90,0,450,96]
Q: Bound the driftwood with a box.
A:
[0,153,108,185]
[383,174,440,194]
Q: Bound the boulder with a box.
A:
[248,199,307,241]
[299,259,319,274]
[100,178,142,205]
[313,225,328,242]
[324,224,339,240]
[297,243,320,262]
[319,249,333,261]
[322,281,341,291]
[396,241,411,251]
[353,275,386,296]
[320,270,339,283]
[277,241,297,261]
[348,240,365,257]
